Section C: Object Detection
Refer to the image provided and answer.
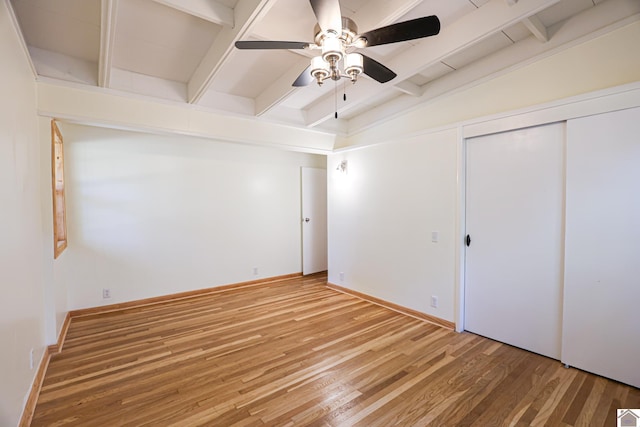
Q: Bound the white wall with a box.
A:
[57,124,325,310]
[0,3,47,426]
[328,129,459,322]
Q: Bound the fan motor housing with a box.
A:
[314,17,358,46]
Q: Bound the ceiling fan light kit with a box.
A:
[310,16,364,85]
[312,37,365,85]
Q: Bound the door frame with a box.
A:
[454,126,466,333]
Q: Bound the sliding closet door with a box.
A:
[562,107,640,388]
[465,123,564,360]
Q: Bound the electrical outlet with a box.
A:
[253,267,258,276]
[102,288,111,299]
[430,295,439,308]
[29,349,34,370]
[339,272,344,282]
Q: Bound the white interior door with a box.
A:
[464,123,565,359]
[302,167,327,275]
[562,107,640,388]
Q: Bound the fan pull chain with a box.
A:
[334,80,338,119]
[343,81,347,102]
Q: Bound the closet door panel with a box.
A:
[563,107,640,388]
[465,123,565,360]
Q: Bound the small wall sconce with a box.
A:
[336,160,348,173]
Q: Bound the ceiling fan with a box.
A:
[235,0,440,88]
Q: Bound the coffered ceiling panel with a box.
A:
[211,48,304,98]
[537,0,598,26]
[250,0,317,42]
[12,0,100,62]
[113,0,221,82]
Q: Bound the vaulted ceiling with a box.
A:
[9,0,637,136]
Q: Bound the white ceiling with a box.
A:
[9,0,637,136]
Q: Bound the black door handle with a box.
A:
[466,234,471,247]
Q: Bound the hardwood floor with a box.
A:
[32,274,639,426]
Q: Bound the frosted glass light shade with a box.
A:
[310,56,330,82]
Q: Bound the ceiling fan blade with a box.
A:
[293,66,314,87]
[309,0,342,34]
[360,15,440,47]
[235,41,310,50]
[362,55,396,83]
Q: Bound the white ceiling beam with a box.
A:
[253,0,422,117]
[522,15,549,42]
[509,0,549,42]
[347,0,640,136]
[305,0,562,127]
[187,0,276,104]
[36,81,336,153]
[393,80,423,97]
[150,0,233,27]
[99,0,118,88]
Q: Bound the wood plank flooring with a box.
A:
[32,274,639,426]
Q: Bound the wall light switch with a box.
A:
[431,231,439,243]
